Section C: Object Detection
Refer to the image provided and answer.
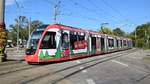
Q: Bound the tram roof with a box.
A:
[45,24,131,40]
[47,24,102,35]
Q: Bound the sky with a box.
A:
[5,0,150,33]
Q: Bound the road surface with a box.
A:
[0,48,150,84]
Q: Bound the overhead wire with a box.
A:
[14,0,20,8]
[100,0,136,26]
[69,0,110,20]
[68,0,130,25]
[87,0,119,21]
[45,0,103,23]
[100,0,123,18]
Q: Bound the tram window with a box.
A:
[91,37,96,49]
[129,41,131,46]
[79,33,85,41]
[117,40,119,47]
[128,41,130,47]
[62,32,70,49]
[120,40,123,47]
[70,32,77,49]
[40,32,56,49]
[123,40,126,46]
[116,40,119,47]
[101,38,105,48]
[108,39,114,47]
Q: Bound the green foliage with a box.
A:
[136,38,145,48]
[98,22,150,49]
[113,28,125,36]
[30,20,43,33]
[100,27,113,35]
[99,27,126,37]
[8,16,43,45]
[130,22,150,49]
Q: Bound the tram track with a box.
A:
[0,61,38,76]
[0,62,26,71]
[0,60,23,66]
[0,65,38,76]
[20,49,138,84]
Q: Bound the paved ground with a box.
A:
[0,48,150,84]
[5,47,25,61]
[65,49,150,84]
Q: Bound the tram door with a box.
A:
[61,30,70,58]
[91,36,96,54]
[120,40,123,49]
[101,37,105,52]
[96,37,101,53]
[116,39,119,49]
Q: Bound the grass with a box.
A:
[143,56,150,62]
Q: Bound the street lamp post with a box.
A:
[134,29,137,47]
[100,23,109,52]
[28,18,31,39]
[17,17,19,52]
[16,16,28,51]
[145,30,150,49]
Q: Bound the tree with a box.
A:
[10,16,28,41]
[129,22,150,49]
[113,28,125,36]
[8,16,43,45]
[100,27,113,35]
[30,20,43,33]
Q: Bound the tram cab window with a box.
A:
[40,32,56,49]
[26,30,43,55]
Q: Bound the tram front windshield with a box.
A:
[26,31,43,55]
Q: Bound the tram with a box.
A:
[25,24,132,63]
